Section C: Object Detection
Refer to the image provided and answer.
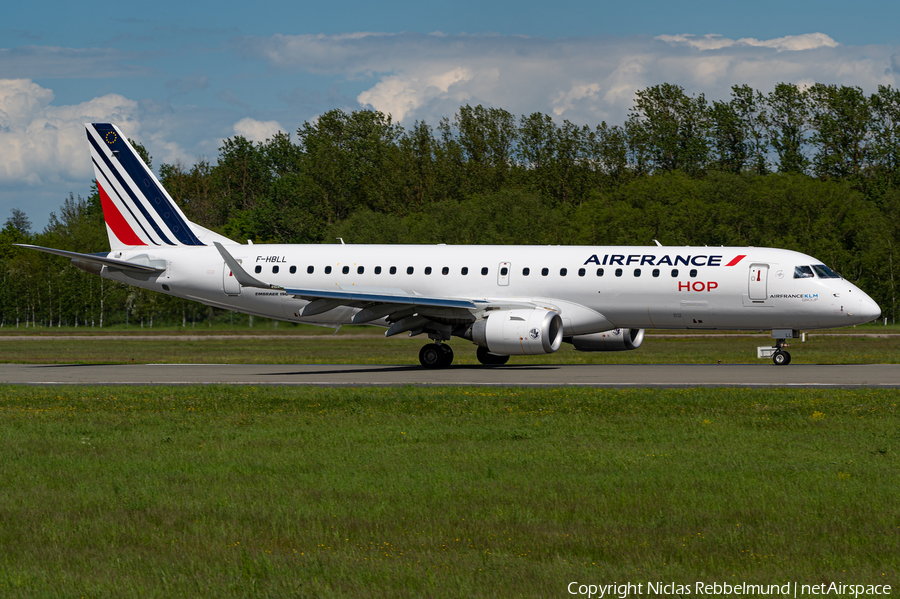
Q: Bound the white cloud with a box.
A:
[233,117,284,143]
[655,33,839,52]
[0,79,141,186]
[551,83,602,117]
[236,31,899,127]
[357,67,473,121]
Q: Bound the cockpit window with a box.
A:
[793,265,814,279]
[812,264,841,279]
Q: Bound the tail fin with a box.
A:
[86,123,230,250]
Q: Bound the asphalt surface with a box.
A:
[1,363,898,387]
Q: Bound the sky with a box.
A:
[2,0,900,229]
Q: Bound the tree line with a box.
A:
[3,82,899,327]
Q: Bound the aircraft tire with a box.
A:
[419,344,446,369]
[476,346,510,366]
[772,350,792,366]
[439,344,454,367]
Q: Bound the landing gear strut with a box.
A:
[476,346,509,366]
[419,343,453,369]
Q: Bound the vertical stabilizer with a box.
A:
[86,123,232,250]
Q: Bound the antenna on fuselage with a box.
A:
[653,240,662,247]
[337,237,345,245]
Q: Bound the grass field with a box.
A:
[0,385,897,597]
[0,326,898,365]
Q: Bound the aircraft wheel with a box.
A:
[772,350,792,366]
[476,346,510,366]
[419,344,446,369]
[440,344,454,367]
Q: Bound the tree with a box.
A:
[5,208,32,236]
[730,84,769,174]
[453,104,518,192]
[808,84,870,181]
[765,83,811,174]
[709,99,749,173]
[296,108,405,223]
[869,85,900,189]
[627,83,710,175]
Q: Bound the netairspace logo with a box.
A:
[566,581,892,598]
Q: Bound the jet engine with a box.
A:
[471,309,563,355]
[567,328,645,351]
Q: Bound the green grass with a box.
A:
[0,385,897,597]
[0,330,898,364]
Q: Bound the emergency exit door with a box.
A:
[748,264,768,300]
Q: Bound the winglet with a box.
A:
[213,242,281,290]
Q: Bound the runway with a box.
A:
[1,363,898,387]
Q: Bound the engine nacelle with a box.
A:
[471,309,563,355]
[567,328,645,352]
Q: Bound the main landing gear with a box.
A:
[476,346,509,366]
[419,343,454,369]
[417,343,512,368]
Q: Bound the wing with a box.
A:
[214,242,537,337]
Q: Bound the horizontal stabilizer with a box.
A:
[14,244,166,273]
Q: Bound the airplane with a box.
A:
[17,123,882,368]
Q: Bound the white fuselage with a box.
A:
[101,244,881,334]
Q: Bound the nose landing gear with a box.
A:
[772,343,792,366]
[758,329,798,365]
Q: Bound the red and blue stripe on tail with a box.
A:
[86,123,205,250]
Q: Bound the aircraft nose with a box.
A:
[860,295,881,322]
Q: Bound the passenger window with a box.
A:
[652,268,659,277]
[794,265,815,279]
[325,266,332,274]
[523,267,530,276]
[615,268,623,277]
[671,269,678,277]
[541,268,549,276]
[500,267,508,276]
[690,269,698,278]
[389,266,397,275]
[273,265,279,274]
[342,266,349,274]
[375,266,382,274]
[578,268,585,277]
[425,267,432,275]
[407,266,414,275]
[442,267,449,275]
[255,265,262,274]
[597,268,604,277]
[357,266,364,274]
[461,267,468,275]
[307,265,314,274]
[290,266,297,274]
[634,269,641,277]
[560,268,567,276]
[481,267,488,275]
